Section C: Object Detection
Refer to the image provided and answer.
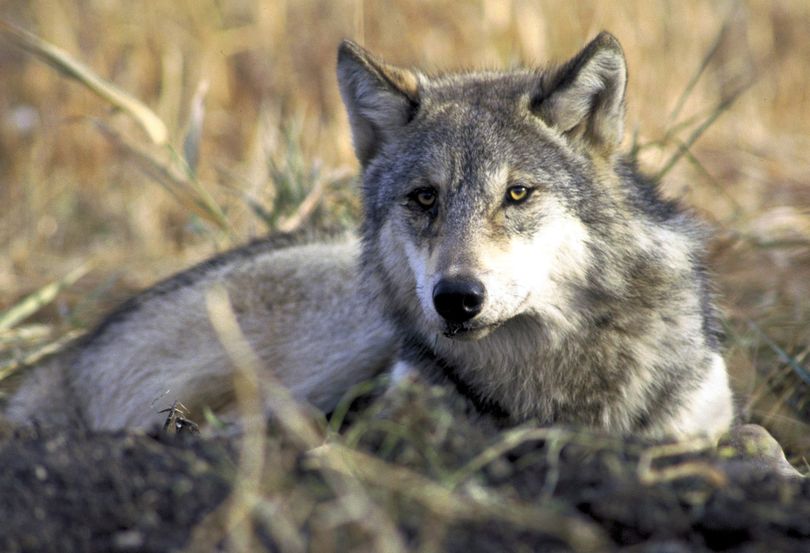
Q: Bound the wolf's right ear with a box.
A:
[532,32,627,155]
[337,41,421,166]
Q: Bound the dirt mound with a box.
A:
[1,383,807,553]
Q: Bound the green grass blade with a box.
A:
[0,264,90,331]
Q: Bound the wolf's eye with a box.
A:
[506,185,531,204]
[410,187,437,209]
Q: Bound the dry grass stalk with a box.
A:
[308,443,609,553]
[0,19,168,144]
[637,438,727,487]
[183,285,330,553]
[94,122,234,236]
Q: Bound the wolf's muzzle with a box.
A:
[432,277,485,323]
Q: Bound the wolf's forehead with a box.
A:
[409,98,560,180]
[423,70,540,107]
[415,71,555,152]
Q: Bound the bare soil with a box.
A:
[0,384,808,553]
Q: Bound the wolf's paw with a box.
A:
[717,424,803,479]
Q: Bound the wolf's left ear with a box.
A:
[337,41,421,167]
[532,32,627,154]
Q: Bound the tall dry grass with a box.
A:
[0,0,808,461]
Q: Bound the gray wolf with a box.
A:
[4,32,734,440]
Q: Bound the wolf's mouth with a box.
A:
[443,321,497,341]
[443,322,467,337]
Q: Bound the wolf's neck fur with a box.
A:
[387,219,716,437]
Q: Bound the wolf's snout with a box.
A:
[432,277,485,323]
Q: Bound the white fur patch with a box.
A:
[480,203,591,327]
[484,164,509,191]
[403,239,435,321]
[390,359,418,385]
[671,354,733,440]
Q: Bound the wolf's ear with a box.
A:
[532,32,627,154]
[337,40,421,166]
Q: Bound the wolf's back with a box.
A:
[4,235,396,431]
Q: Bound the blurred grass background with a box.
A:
[0,0,808,463]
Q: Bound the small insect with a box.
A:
[159,401,200,435]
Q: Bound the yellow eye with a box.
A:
[506,185,530,203]
[413,188,436,208]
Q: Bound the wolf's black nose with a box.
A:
[432,278,485,323]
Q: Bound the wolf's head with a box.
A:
[337,33,628,340]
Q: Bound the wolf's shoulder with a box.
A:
[615,158,705,231]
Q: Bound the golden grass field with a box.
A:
[1,0,809,464]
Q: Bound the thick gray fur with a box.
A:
[5,33,733,439]
[5,233,396,430]
[339,32,732,439]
